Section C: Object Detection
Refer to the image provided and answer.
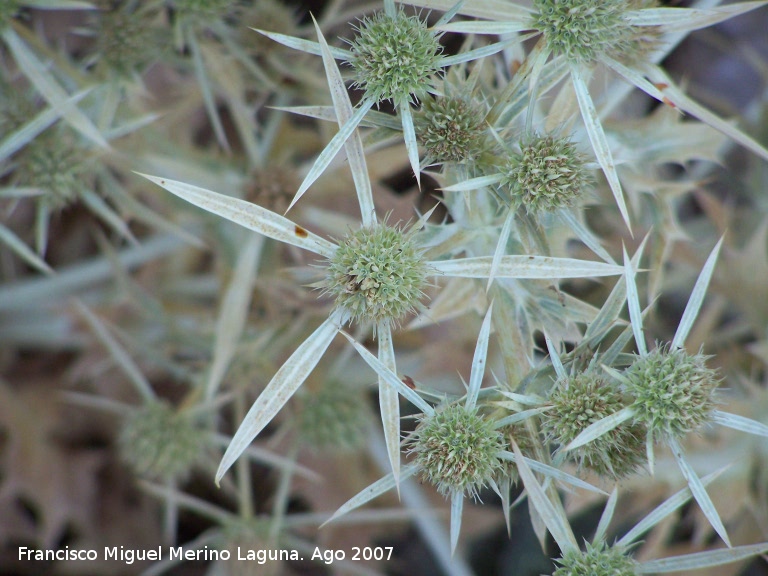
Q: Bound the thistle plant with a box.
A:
[5,1,768,574]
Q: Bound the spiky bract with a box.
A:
[554,542,637,576]
[97,7,163,76]
[348,9,442,103]
[325,223,430,325]
[415,96,487,164]
[296,380,369,452]
[625,346,720,439]
[532,0,658,65]
[410,403,504,497]
[500,134,590,213]
[542,373,645,479]
[119,401,204,481]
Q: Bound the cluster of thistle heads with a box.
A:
[4,0,768,574]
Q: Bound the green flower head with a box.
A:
[296,379,369,452]
[532,0,660,65]
[409,403,505,497]
[415,95,487,165]
[554,542,637,576]
[625,345,720,439]
[500,133,591,213]
[542,372,645,479]
[348,8,443,103]
[119,401,204,481]
[324,222,431,325]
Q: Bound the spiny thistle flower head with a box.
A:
[324,222,430,325]
[119,401,204,481]
[296,379,369,452]
[347,8,443,103]
[532,0,659,66]
[17,135,89,210]
[625,345,720,439]
[409,403,505,497]
[541,372,645,479]
[96,7,163,77]
[414,96,487,164]
[554,542,637,576]
[500,133,591,213]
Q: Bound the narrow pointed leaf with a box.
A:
[625,2,768,32]
[637,542,768,573]
[215,311,343,484]
[206,234,264,400]
[429,255,624,279]
[624,245,648,356]
[138,174,337,258]
[314,17,375,227]
[564,406,635,451]
[434,0,466,27]
[557,210,616,265]
[487,209,515,291]
[668,436,731,547]
[0,224,54,275]
[322,463,420,526]
[672,237,723,348]
[618,466,729,547]
[400,102,421,189]
[378,321,401,484]
[290,98,375,212]
[466,303,493,409]
[594,487,619,544]
[449,491,464,555]
[644,65,768,162]
[188,31,229,151]
[436,21,531,34]
[545,333,567,381]
[440,37,521,67]
[442,174,504,192]
[339,331,434,415]
[510,442,578,552]
[499,452,606,495]
[570,65,631,231]
[74,300,155,402]
[2,28,107,149]
[252,29,352,60]
[711,410,768,438]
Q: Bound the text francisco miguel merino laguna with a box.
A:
[19,545,303,565]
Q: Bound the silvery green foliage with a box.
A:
[4,0,768,574]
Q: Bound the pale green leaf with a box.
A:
[137,174,337,258]
[711,410,768,438]
[439,37,520,67]
[2,28,107,148]
[206,234,264,400]
[668,436,731,547]
[436,20,531,34]
[73,300,155,402]
[570,65,631,231]
[322,464,420,527]
[442,173,504,192]
[545,333,567,381]
[594,486,619,544]
[215,310,344,484]
[617,466,729,547]
[564,406,635,451]
[314,16,375,227]
[624,244,648,356]
[487,209,515,291]
[466,303,493,409]
[400,102,421,189]
[252,29,352,60]
[290,98,375,212]
[625,2,768,32]
[188,31,229,151]
[0,223,54,275]
[637,542,768,573]
[339,331,434,415]
[429,255,624,279]
[672,237,723,349]
[377,320,402,484]
[509,441,578,552]
[449,491,464,555]
[498,451,606,495]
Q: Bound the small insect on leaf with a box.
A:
[401,375,416,389]
[295,225,309,238]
